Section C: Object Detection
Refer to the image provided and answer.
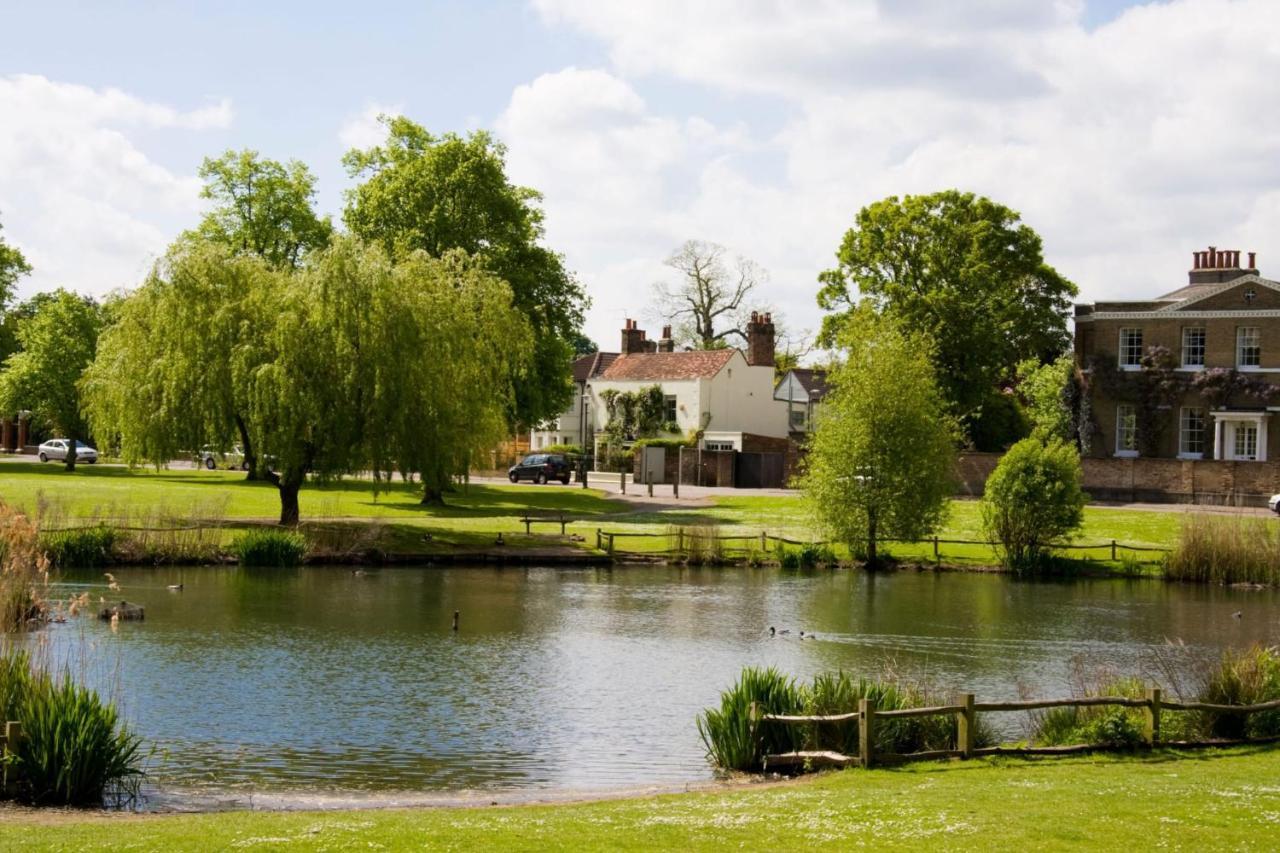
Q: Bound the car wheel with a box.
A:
[536,473,547,485]
[205,457,216,470]
[38,452,47,463]
[560,477,570,485]
[88,458,97,464]
[509,471,519,483]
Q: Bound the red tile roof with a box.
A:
[572,352,619,383]
[599,350,736,381]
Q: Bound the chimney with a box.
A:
[1188,245,1257,285]
[621,318,648,355]
[657,325,675,353]
[745,310,775,367]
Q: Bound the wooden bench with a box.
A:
[520,513,573,535]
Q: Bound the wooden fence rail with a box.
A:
[753,689,1279,770]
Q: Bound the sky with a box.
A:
[3,0,1280,352]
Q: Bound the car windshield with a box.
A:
[75,441,92,448]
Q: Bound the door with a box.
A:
[1228,422,1259,461]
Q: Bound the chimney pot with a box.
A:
[1250,251,1257,269]
[1193,251,1201,269]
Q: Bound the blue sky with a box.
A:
[4,0,1277,350]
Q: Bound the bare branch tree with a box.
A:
[650,240,770,349]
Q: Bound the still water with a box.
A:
[38,565,1280,804]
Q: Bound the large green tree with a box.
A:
[800,309,957,567]
[193,150,333,269]
[342,117,585,427]
[817,191,1076,444]
[0,290,102,470]
[85,238,527,523]
[0,217,31,310]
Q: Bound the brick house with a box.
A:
[1075,246,1280,461]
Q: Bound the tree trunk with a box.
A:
[65,429,78,472]
[866,508,878,570]
[235,414,260,481]
[278,479,301,526]
[421,485,446,506]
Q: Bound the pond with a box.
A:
[33,565,1280,808]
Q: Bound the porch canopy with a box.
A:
[1208,410,1271,461]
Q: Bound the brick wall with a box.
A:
[957,451,1280,506]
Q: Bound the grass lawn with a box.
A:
[0,462,1191,566]
[4,748,1280,850]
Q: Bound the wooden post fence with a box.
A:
[957,693,975,758]
[1145,687,1161,746]
[858,698,875,769]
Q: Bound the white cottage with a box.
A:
[586,315,790,453]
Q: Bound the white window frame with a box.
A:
[1118,328,1143,369]
[663,394,678,424]
[1237,326,1261,369]
[1181,327,1205,369]
[1178,407,1205,459]
[1115,403,1138,457]
[1234,423,1259,460]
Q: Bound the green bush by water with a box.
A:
[231,528,307,566]
[1195,645,1280,739]
[698,668,996,772]
[39,525,117,568]
[0,648,145,806]
[1163,515,1280,585]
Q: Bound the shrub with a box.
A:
[0,648,145,806]
[1163,515,1280,585]
[231,528,307,567]
[1193,645,1280,739]
[39,525,118,568]
[981,438,1086,572]
[696,667,803,771]
[680,526,725,566]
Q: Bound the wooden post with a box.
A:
[452,611,459,632]
[957,693,975,759]
[933,536,940,561]
[1111,539,1117,561]
[581,465,588,490]
[677,528,685,554]
[1144,687,1162,746]
[607,533,615,555]
[859,698,875,769]
[760,531,767,551]
[673,478,678,499]
[620,470,626,494]
[595,528,602,550]
[647,481,653,498]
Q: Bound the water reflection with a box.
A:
[35,565,1280,800]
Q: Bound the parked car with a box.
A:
[1270,493,1280,514]
[508,453,572,485]
[37,439,98,464]
[197,444,249,471]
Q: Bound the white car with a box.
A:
[1269,494,1280,514]
[37,439,98,464]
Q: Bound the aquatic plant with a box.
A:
[1193,645,1280,739]
[696,667,803,771]
[1163,514,1280,585]
[0,500,48,630]
[39,525,118,568]
[231,528,307,567]
[0,648,145,806]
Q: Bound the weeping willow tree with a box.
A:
[85,236,528,524]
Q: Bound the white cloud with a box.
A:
[338,102,404,151]
[516,0,1280,348]
[0,74,228,299]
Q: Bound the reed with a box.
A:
[680,526,725,566]
[1031,675,1151,748]
[1163,513,1280,584]
[39,526,118,568]
[696,667,803,771]
[0,500,48,630]
[231,528,307,567]
[1193,645,1280,739]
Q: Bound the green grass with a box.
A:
[0,462,1188,568]
[4,749,1280,850]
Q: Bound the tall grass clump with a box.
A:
[1031,675,1155,748]
[231,528,307,567]
[1193,645,1280,739]
[39,526,118,568]
[0,648,145,806]
[1163,514,1280,585]
[0,500,48,630]
[680,526,725,566]
[696,667,803,771]
[699,667,995,772]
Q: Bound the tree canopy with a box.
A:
[0,217,31,310]
[816,191,1076,442]
[800,309,957,567]
[193,149,333,269]
[85,237,528,523]
[651,240,771,350]
[0,290,102,470]
[342,117,585,426]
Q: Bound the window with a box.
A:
[1179,407,1205,456]
[1237,327,1261,368]
[664,395,678,424]
[1118,328,1143,367]
[704,441,734,451]
[1181,327,1205,367]
[1116,404,1138,455]
[789,408,807,429]
[1234,424,1258,460]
